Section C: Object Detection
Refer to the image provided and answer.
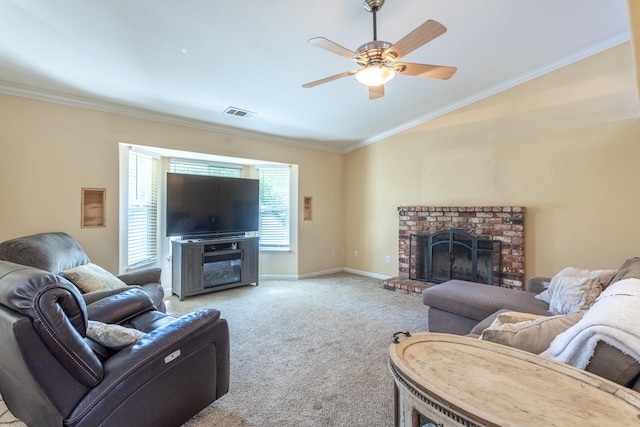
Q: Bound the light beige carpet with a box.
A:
[1,273,427,426]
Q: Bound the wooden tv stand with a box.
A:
[171,236,259,300]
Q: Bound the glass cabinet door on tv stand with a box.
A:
[171,236,259,300]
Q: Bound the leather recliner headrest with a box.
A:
[0,232,91,273]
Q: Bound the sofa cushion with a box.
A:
[541,278,640,378]
[535,267,617,315]
[480,311,584,354]
[586,341,640,387]
[422,280,550,321]
[61,263,128,293]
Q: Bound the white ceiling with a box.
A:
[0,0,631,152]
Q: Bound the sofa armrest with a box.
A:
[526,276,551,294]
[118,267,161,286]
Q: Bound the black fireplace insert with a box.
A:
[411,230,502,285]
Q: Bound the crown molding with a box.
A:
[343,32,631,154]
[0,30,629,157]
[0,81,344,154]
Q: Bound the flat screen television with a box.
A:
[166,173,260,238]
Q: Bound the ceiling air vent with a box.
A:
[224,107,255,118]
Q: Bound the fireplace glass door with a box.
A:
[424,230,501,285]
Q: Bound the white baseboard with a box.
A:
[297,267,344,279]
[342,268,391,280]
[261,267,390,281]
[165,268,391,291]
[258,274,299,280]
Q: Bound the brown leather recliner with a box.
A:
[0,232,166,312]
[0,260,230,426]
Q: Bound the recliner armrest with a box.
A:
[117,267,161,286]
[86,288,155,324]
[81,287,133,305]
[68,309,228,424]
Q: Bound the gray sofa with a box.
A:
[0,232,166,312]
[421,257,640,391]
[421,277,550,336]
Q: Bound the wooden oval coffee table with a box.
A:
[388,332,640,427]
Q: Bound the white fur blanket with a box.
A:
[540,278,640,369]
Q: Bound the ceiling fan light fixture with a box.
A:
[303,0,455,99]
[355,64,395,87]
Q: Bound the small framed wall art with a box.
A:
[81,188,106,228]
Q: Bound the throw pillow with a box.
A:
[490,311,544,328]
[535,267,617,315]
[87,320,146,350]
[481,311,585,354]
[61,263,127,293]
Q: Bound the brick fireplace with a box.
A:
[384,206,525,296]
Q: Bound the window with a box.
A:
[126,154,291,266]
[170,160,291,250]
[127,150,158,268]
[258,166,290,249]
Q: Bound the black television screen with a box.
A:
[166,173,259,237]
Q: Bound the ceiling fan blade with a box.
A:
[395,62,457,80]
[302,70,358,88]
[308,37,361,61]
[387,20,447,61]
[369,85,384,100]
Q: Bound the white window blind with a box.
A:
[169,159,242,177]
[258,166,290,249]
[128,150,158,268]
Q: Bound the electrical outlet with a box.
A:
[331,249,336,257]
[354,250,358,257]
[386,255,391,264]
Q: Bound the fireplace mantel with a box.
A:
[398,206,525,289]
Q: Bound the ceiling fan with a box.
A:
[302,0,457,100]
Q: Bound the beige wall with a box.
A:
[0,96,344,277]
[344,42,640,279]
[2,42,638,283]
[629,0,640,98]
